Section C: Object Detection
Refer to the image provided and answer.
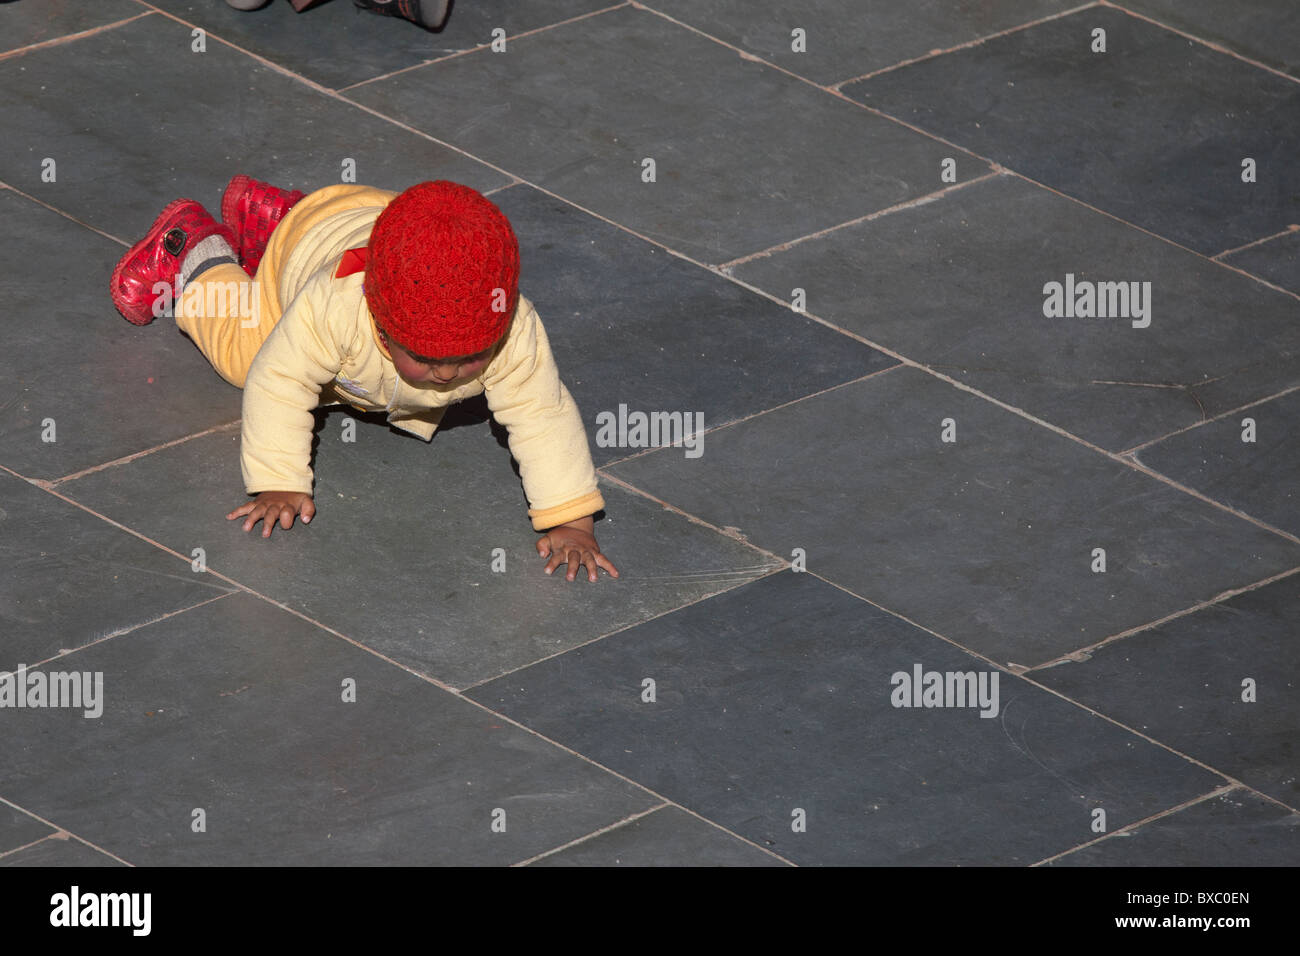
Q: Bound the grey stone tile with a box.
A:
[530,806,788,866]
[0,592,656,865]
[469,573,1226,865]
[0,13,507,240]
[0,0,143,56]
[0,470,232,668]
[605,366,1300,667]
[843,8,1300,255]
[1123,0,1300,78]
[493,185,895,465]
[645,0,1085,85]
[1050,790,1300,866]
[731,175,1300,453]
[1033,574,1300,810]
[59,406,782,689]
[0,804,53,854]
[0,835,124,867]
[148,0,613,91]
[0,191,244,480]
[347,5,990,265]
[1223,229,1300,296]
[1134,390,1299,537]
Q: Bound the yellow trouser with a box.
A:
[174,184,393,387]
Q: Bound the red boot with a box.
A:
[110,200,236,326]
[221,175,305,276]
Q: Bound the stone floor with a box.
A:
[0,0,1296,867]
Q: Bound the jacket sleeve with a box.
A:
[482,298,605,530]
[239,272,350,495]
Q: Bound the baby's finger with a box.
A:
[546,544,573,575]
[566,549,584,582]
[594,552,620,578]
[279,506,296,531]
[582,551,599,583]
[300,498,315,524]
[226,501,256,520]
[242,505,266,533]
[536,536,552,559]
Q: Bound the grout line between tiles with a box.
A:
[0,182,131,247]
[1027,564,1300,672]
[596,362,903,469]
[510,802,668,866]
[807,571,1033,675]
[1102,0,1300,86]
[627,0,999,173]
[1008,676,1294,810]
[21,592,238,670]
[1212,223,1300,261]
[481,179,525,197]
[0,834,57,861]
[803,570,1300,819]
[446,691,799,866]
[712,273,1300,545]
[998,170,1300,303]
[1118,384,1300,456]
[0,11,152,63]
[50,420,242,487]
[831,1,1101,86]
[0,798,134,866]
[337,2,631,92]
[718,170,1003,270]
[1030,784,1241,866]
[456,565,788,693]
[1121,458,1300,544]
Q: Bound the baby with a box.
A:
[110,177,618,583]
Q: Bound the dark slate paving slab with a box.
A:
[493,185,894,465]
[732,175,1300,453]
[0,592,655,865]
[0,13,507,240]
[0,836,124,867]
[469,572,1225,865]
[1134,390,1299,537]
[0,470,232,668]
[348,5,990,265]
[1223,229,1300,296]
[843,7,1300,255]
[1049,790,1300,866]
[647,0,1084,85]
[59,405,783,689]
[0,0,143,56]
[1123,0,1300,79]
[149,0,613,91]
[605,366,1300,667]
[0,191,245,480]
[0,803,53,855]
[530,806,787,866]
[1034,574,1300,810]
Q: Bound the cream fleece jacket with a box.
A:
[240,192,604,531]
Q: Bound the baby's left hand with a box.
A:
[537,515,619,582]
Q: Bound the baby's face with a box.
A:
[382,330,496,387]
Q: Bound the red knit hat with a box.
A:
[364,181,520,358]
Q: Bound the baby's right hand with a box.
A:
[226,491,315,538]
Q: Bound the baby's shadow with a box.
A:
[307,394,518,479]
